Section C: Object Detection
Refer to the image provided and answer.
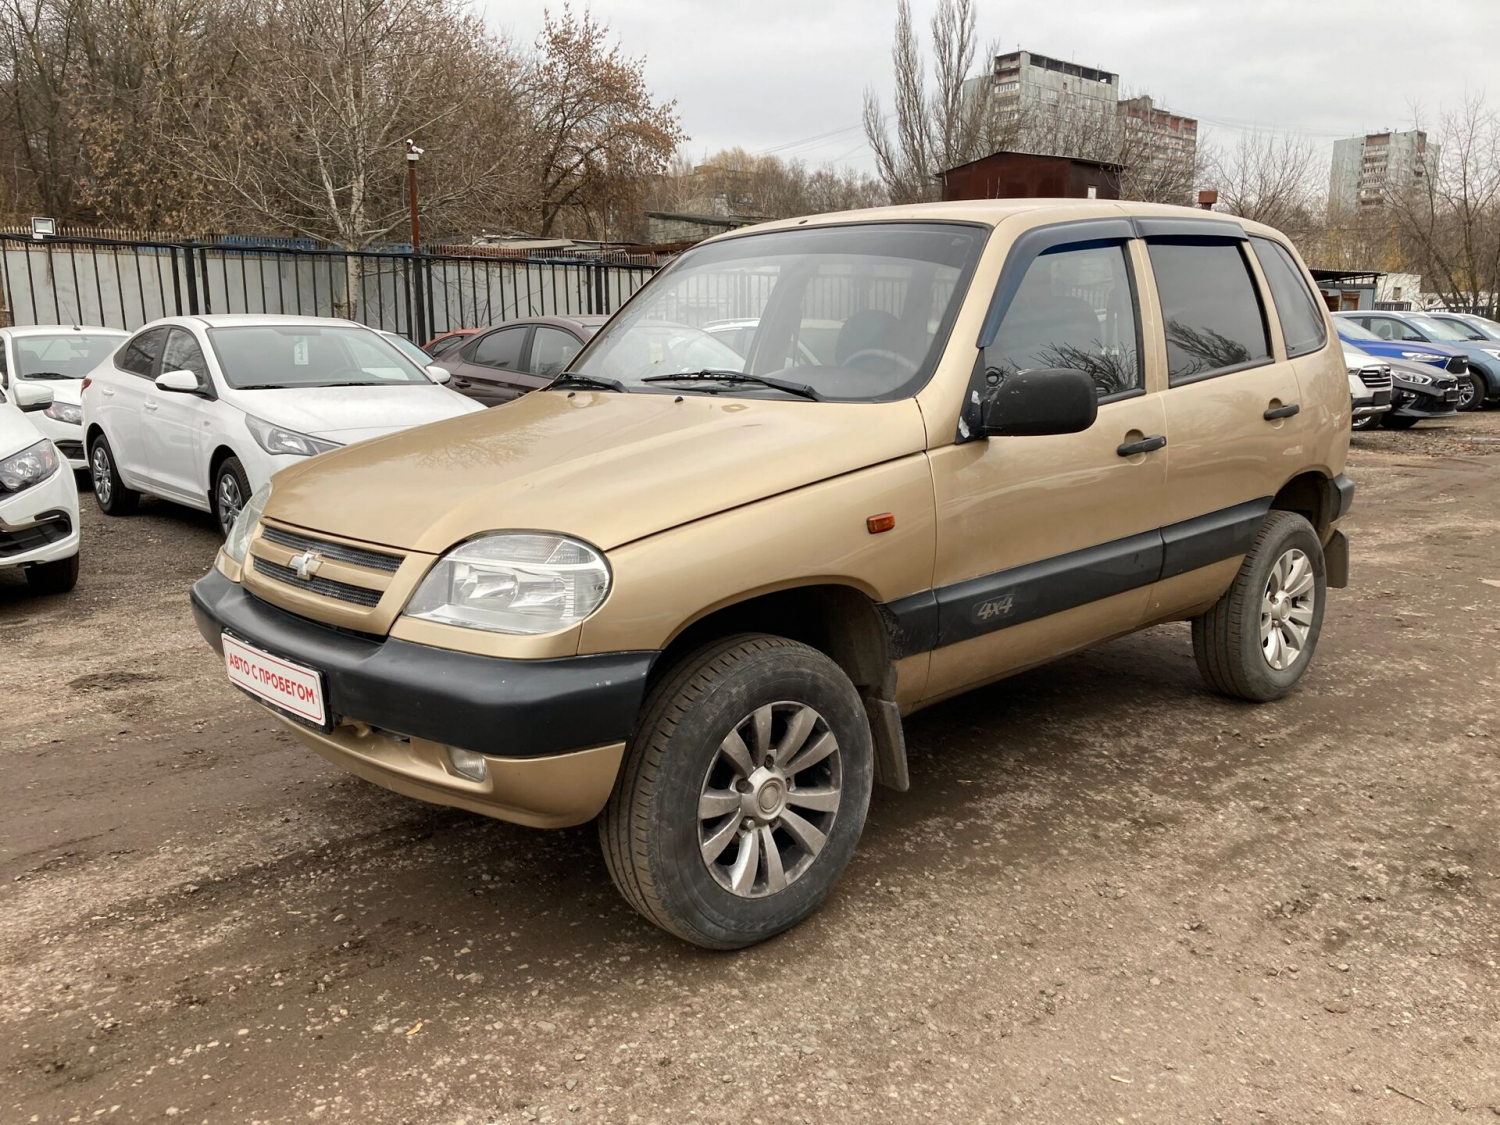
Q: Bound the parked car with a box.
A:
[0,325,128,469]
[81,314,483,536]
[1334,310,1496,411]
[1425,310,1500,342]
[0,381,81,593]
[431,315,610,406]
[422,328,481,359]
[191,200,1354,949]
[1379,352,1462,428]
[1344,347,1393,431]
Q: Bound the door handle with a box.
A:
[452,378,471,388]
[1264,403,1300,420]
[143,400,159,412]
[101,387,115,397]
[1117,434,1166,457]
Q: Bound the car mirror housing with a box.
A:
[978,367,1098,438]
[427,364,452,384]
[156,369,203,394]
[13,382,54,412]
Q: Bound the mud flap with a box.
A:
[1325,530,1349,589]
[864,693,910,792]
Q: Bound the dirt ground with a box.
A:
[3,412,1499,1125]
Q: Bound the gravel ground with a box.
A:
[2,411,1499,1124]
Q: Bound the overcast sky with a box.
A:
[480,0,1498,178]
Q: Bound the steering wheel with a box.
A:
[841,348,920,377]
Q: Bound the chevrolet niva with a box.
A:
[191,200,1354,948]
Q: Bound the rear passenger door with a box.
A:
[100,326,167,489]
[448,325,532,406]
[1143,228,1305,619]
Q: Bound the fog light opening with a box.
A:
[448,747,489,783]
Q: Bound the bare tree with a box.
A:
[1384,94,1500,311]
[862,0,1005,203]
[643,146,884,227]
[1208,130,1321,238]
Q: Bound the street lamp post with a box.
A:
[405,139,426,343]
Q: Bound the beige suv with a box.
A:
[191,200,1353,949]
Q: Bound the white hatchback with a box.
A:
[80,315,483,535]
[1,325,129,470]
[0,381,82,594]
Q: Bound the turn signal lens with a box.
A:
[866,513,896,534]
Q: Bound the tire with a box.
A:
[1192,511,1327,703]
[1350,412,1381,431]
[599,634,874,949]
[88,434,138,516]
[1380,414,1419,430]
[212,457,252,539]
[1459,372,1485,411]
[25,553,79,595]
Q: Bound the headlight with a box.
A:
[405,533,610,634]
[1402,371,1434,386]
[223,482,270,564]
[0,439,60,493]
[43,400,83,425]
[245,414,342,458]
[1400,351,1443,363]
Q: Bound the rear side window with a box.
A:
[471,327,527,370]
[1147,241,1271,384]
[1250,237,1327,358]
[117,328,166,378]
[989,242,1141,398]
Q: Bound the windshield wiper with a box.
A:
[22,371,71,380]
[551,372,627,393]
[641,369,822,402]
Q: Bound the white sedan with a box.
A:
[1,324,129,470]
[80,314,483,535]
[0,381,81,594]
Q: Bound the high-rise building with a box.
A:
[989,50,1120,120]
[1329,130,1438,210]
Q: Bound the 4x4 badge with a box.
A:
[974,593,1014,622]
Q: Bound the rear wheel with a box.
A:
[25,553,79,595]
[212,457,251,538]
[89,434,138,516]
[599,634,873,949]
[1192,511,1326,702]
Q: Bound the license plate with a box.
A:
[222,634,327,726]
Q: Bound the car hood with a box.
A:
[0,401,49,459]
[1337,332,1464,360]
[229,384,483,442]
[263,389,928,553]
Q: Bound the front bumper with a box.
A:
[1351,392,1391,418]
[0,463,81,568]
[190,569,656,825]
[1390,383,1460,418]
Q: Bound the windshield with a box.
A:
[571,222,988,401]
[207,325,435,389]
[1336,319,1383,342]
[14,332,125,379]
[1463,315,1500,341]
[1407,314,1469,342]
[382,332,433,365]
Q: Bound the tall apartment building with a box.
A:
[1329,130,1438,210]
[990,49,1119,117]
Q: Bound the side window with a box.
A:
[531,327,582,379]
[427,334,464,358]
[471,327,527,370]
[1249,237,1326,358]
[1147,240,1271,384]
[116,327,166,378]
[0,341,8,387]
[162,328,211,388]
[989,241,1141,398]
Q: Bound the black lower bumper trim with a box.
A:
[190,569,655,758]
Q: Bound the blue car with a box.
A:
[1333,311,1495,412]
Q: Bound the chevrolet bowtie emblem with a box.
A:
[288,551,323,580]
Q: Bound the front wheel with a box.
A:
[599,634,874,949]
[1192,511,1327,702]
[212,457,252,538]
[1351,412,1382,431]
[1458,373,1485,411]
[1380,414,1419,430]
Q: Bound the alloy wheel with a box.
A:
[91,445,112,506]
[1458,376,1479,411]
[1261,548,1316,671]
[216,473,243,536]
[698,701,842,898]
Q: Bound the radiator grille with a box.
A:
[252,556,383,607]
[259,525,404,573]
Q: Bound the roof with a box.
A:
[940,151,1125,176]
[188,313,362,328]
[2,323,128,337]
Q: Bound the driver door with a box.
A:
[142,326,213,504]
[447,325,533,405]
[924,236,1169,702]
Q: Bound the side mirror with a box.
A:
[427,364,452,384]
[156,369,203,394]
[13,382,54,412]
[978,367,1098,437]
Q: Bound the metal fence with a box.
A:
[0,233,660,342]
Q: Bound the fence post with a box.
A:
[410,251,427,344]
[182,241,200,315]
[168,247,184,316]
